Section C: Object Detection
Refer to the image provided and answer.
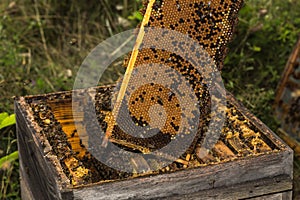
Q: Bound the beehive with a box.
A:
[16,87,293,199]
[275,37,300,141]
[16,0,293,199]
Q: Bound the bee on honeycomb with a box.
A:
[104,0,244,153]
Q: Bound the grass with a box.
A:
[0,0,299,198]
[0,113,18,199]
[223,0,300,131]
[0,0,142,113]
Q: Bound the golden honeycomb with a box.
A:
[105,0,244,154]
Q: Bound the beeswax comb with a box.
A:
[106,0,244,153]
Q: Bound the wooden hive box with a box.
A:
[16,0,293,199]
[15,86,293,200]
[275,37,300,142]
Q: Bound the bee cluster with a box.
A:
[96,85,281,165]
[139,0,243,70]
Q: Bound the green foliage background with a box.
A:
[0,0,299,198]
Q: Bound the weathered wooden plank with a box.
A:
[164,176,292,200]
[212,141,235,159]
[71,151,292,199]
[246,190,292,200]
[20,166,34,200]
[16,99,70,200]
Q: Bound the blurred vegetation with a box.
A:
[0,0,299,198]
[223,0,300,131]
[0,113,18,199]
